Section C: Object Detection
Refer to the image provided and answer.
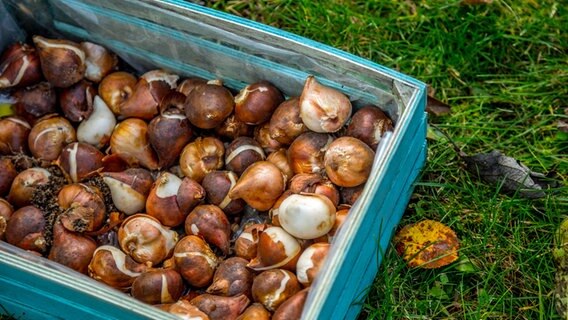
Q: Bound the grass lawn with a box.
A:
[207,0,568,318]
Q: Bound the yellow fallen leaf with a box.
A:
[394,219,459,269]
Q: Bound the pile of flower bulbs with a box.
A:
[0,35,393,320]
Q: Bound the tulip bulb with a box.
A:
[59,80,95,122]
[296,242,330,286]
[156,300,209,320]
[110,118,159,170]
[185,83,234,129]
[119,70,178,120]
[253,122,283,154]
[81,42,118,83]
[176,177,206,215]
[0,116,30,155]
[173,235,219,287]
[77,95,117,149]
[268,97,307,144]
[266,149,294,182]
[234,223,268,261]
[88,245,147,289]
[146,172,186,227]
[247,226,301,271]
[33,36,86,88]
[57,183,106,233]
[272,288,309,320]
[48,221,97,274]
[8,167,51,208]
[131,268,184,305]
[228,161,285,212]
[207,257,254,298]
[202,171,245,215]
[234,80,284,125]
[179,137,225,183]
[28,116,76,161]
[252,269,300,311]
[346,105,393,150]
[299,75,352,133]
[324,136,375,187]
[5,205,47,253]
[278,193,336,240]
[57,142,104,183]
[287,132,333,175]
[190,294,250,320]
[0,158,17,196]
[118,214,178,266]
[216,114,253,140]
[13,82,57,124]
[0,198,13,240]
[288,173,339,207]
[148,103,193,169]
[236,303,271,320]
[185,205,231,255]
[0,42,42,89]
[102,168,153,215]
[98,72,137,114]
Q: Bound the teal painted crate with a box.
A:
[0,1,428,319]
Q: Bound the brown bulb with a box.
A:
[0,158,17,196]
[57,142,104,183]
[234,81,284,125]
[118,214,178,266]
[266,149,294,182]
[12,82,57,124]
[5,206,47,253]
[296,242,331,286]
[156,300,209,319]
[173,235,219,287]
[252,269,301,311]
[98,71,137,114]
[299,75,352,133]
[59,80,95,122]
[346,105,394,150]
[176,177,206,215]
[110,118,159,170]
[148,99,193,169]
[28,116,76,161]
[215,114,253,140]
[57,183,106,233]
[33,36,86,88]
[247,226,301,271]
[102,168,154,215]
[190,294,250,320]
[119,70,178,120]
[146,172,186,227]
[48,221,97,274]
[8,167,51,208]
[234,223,268,261]
[131,268,184,305]
[228,161,285,211]
[225,137,265,176]
[176,77,207,96]
[185,204,231,255]
[202,171,245,215]
[340,185,364,205]
[0,116,31,155]
[268,97,307,144]
[236,303,271,320]
[207,257,254,298]
[328,205,350,238]
[287,132,333,175]
[179,137,225,183]
[185,83,234,129]
[288,173,340,207]
[0,42,42,89]
[0,198,14,240]
[253,122,283,154]
[272,288,309,320]
[324,136,375,187]
[88,245,147,290]
[81,42,118,83]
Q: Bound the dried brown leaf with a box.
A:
[394,220,459,269]
[426,95,452,116]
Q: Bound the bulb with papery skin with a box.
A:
[8,167,51,208]
[48,221,97,274]
[0,42,42,89]
[207,257,254,298]
[296,242,330,286]
[33,36,86,88]
[131,268,184,305]
[346,105,393,151]
[173,235,219,288]
[119,70,178,120]
[59,80,95,122]
[110,118,159,170]
[251,269,300,312]
[234,80,284,125]
[57,142,104,183]
[235,223,268,261]
[247,226,301,271]
[156,300,209,320]
[179,137,225,183]
[28,116,76,161]
[287,132,333,175]
[4,205,47,253]
[102,168,153,215]
[146,172,186,227]
[77,95,116,149]
[272,288,309,320]
[236,303,271,320]
[184,205,231,255]
[0,158,17,196]
[12,82,57,124]
[299,75,352,133]
[118,214,178,266]
[88,245,148,290]
[202,171,245,215]
[81,42,118,83]
[185,83,234,129]
[268,97,307,144]
[288,173,339,207]
[57,183,106,233]
[98,71,137,114]
[190,294,250,320]
[228,161,285,212]
[0,199,14,240]
[0,116,30,155]
[278,193,336,240]
[324,136,375,187]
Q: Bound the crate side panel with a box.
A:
[342,141,428,320]
[323,116,427,319]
